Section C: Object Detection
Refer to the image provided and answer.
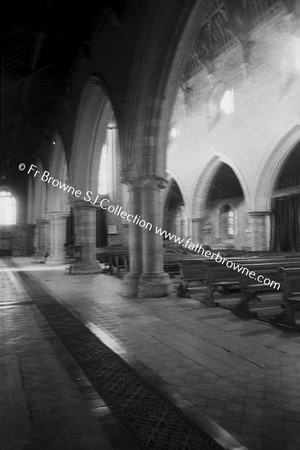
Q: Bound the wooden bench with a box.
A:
[205,258,300,304]
[177,256,271,298]
[163,243,201,278]
[97,248,129,277]
[177,256,300,300]
[177,258,207,297]
[205,263,240,304]
[233,262,300,317]
[270,267,300,328]
[205,258,300,305]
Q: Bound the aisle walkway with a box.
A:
[2,257,300,450]
[0,258,135,450]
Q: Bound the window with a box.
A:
[98,121,117,196]
[207,83,234,128]
[170,126,180,138]
[0,191,16,225]
[220,204,235,239]
[220,89,234,114]
[228,209,234,236]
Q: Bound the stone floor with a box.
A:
[0,259,136,450]
[2,257,300,450]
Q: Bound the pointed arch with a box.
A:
[121,1,214,180]
[252,124,300,210]
[163,170,188,213]
[27,176,34,224]
[70,77,118,194]
[192,153,250,219]
[163,175,187,239]
[47,134,69,214]
[33,157,46,220]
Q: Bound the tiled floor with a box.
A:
[0,259,136,450]
[2,257,300,450]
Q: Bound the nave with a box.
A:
[1,257,300,450]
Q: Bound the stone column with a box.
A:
[137,177,172,298]
[123,185,143,296]
[33,219,42,257]
[40,219,50,256]
[47,213,67,264]
[191,218,204,245]
[71,201,101,274]
[248,211,272,251]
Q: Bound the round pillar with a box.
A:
[40,219,50,256]
[123,186,143,296]
[47,213,67,265]
[71,201,101,274]
[33,218,42,257]
[248,211,272,251]
[137,177,172,298]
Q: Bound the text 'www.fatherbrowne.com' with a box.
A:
[19,162,280,291]
[155,227,280,291]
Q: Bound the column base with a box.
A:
[138,272,172,298]
[122,273,141,297]
[47,256,65,265]
[32,253,44,262]
[71,261,101,274]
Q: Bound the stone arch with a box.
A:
[121,1,216,180]
[162,174,187,239]
[33,157,46,220]
[47,134,69,214]
[27,176,34,224]
[191,154,250,248]
[252,124,300,210]
[70,76,118,194]
[67,77,121,273]
[192,153,250,219]
[163,171,188,213]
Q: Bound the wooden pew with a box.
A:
[163,243,205,278]
[96,246,129,277]
[177,258,207,297]
[233,267,282,317]
[205,263,240,304]
[270,267,300,328]
[178,256,300,300]
[233,262,300,317]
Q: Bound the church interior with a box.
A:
[1,1,300,449]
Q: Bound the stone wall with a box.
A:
[0,225,35,256]
[167,8,300,249]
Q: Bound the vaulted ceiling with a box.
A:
[1,0,128,185]
[183,0,297,81]
[1,0,298,188]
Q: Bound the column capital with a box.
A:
[71,200,98,210]
[247,210,273,217]
[123,175,169,191]
[48,211,69,219]
[192,217,205,223]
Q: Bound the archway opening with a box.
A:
[163,180,185,239]
[271,143,300,251]
[204,163,246,249]
[98,120,118,197]
[96,116,124,248]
